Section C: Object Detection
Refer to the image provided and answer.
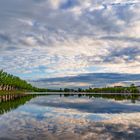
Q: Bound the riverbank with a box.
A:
[0,90,25,95]
[0,93,31,103]
[1,91,140,96]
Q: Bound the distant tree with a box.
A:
[78,88,82,92]
[130,83,135,87]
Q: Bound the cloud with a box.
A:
[31,73,140,88]
[0,0,140,88]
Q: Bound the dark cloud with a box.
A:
[101,36,140,43]
[31,73,140,88]
[103,46,140,63]
[81,9,123,33]
[60,0,79,9]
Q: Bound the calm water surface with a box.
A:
[0,94,140,140]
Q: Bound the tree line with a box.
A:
[51,84,140,93]
[0,70,47,92]
[84,84,139,93]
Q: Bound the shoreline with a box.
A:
[0,91,140,95]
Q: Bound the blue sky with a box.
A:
[0,0,140,88]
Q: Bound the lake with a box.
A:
[0,93,140,140]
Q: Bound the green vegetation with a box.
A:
[0,90,25,95]
[62,93,140,103]
[0,70,33,91]
[84,94,140,103]
[84,84,139,93]
[0,94,36,115]
[0,70,47,92]
[50,84,140,93]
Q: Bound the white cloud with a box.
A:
[0,0,140,87]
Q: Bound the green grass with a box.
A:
[0,90,25,95]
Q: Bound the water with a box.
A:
[0,94,140,140]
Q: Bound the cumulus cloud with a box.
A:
[0,0,140,87]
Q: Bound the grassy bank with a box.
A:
[0,90,26,95]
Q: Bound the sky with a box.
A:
[0,0,140,89]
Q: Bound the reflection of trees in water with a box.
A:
[62,94,140,103]
[1,93,140,115]
[0,95,36,115]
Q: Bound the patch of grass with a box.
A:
[0,90,25,95]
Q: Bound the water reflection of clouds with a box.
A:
[1,96,140,139]
[16,103,108,122]
[30,96,140,114]
[11,96,140,123]
[0,110,89,139]
[1,110,140,140]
